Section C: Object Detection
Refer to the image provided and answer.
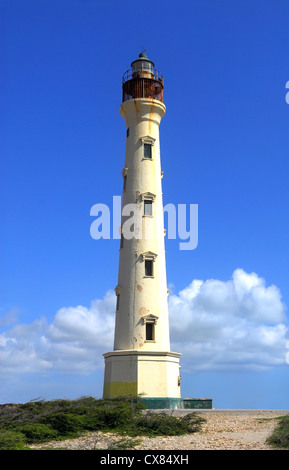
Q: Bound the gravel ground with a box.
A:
[30,410,288,451]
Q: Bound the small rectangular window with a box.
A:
[144,143,152,158]
[123,174,127,191]
[145,259,153,277]
[144,200,152,216]
[146,322,154,341]
[116,294,120,311]
[120,233,124,249]
[127,128,129,137]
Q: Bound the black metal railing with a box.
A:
[122,68,164,102]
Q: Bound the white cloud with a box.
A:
[0,269,288,377]
[169,269,288,371]
[42,291,115,373]
[0,318,51,375]
[0,292,115,376]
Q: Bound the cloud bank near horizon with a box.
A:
[169,268,288,371]
[0,269,288,378]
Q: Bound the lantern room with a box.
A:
[122,52,164,102]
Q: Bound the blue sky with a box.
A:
[1,0,289,408]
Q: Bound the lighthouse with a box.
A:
[103,53,182,408]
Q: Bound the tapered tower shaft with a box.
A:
[114,97,169,352]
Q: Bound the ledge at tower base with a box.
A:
[140,397,212,410]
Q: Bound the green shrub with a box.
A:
[91,401,137,429]
[42,413,86,436]
[76,397,145,432]
[267,415,289,449]
[127,411,205,436]
[178,413,206,433]
[0,430,28,450]
[18,423,59,442]
[0,397,206,448]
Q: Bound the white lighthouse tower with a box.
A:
[103,53,182,408]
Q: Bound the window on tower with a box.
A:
[116,294,120,311]
[144,143,152,159]
[115,286,121,311]
[140,136,155,159]
[144,199,152,216]
[142,314,158,342]
[145,259,153,277]
[145,322,154,341]
[122,167,128,192]
[142,251,157,278]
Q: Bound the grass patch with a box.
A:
[266,415,289,449]
[0,396,206,450]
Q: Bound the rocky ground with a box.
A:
[30,410,288,451]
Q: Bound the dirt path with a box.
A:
[30,410,288,451]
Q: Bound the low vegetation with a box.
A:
[0,396,206,450]
[266,415,289,450]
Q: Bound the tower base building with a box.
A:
[103,350,182,408]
